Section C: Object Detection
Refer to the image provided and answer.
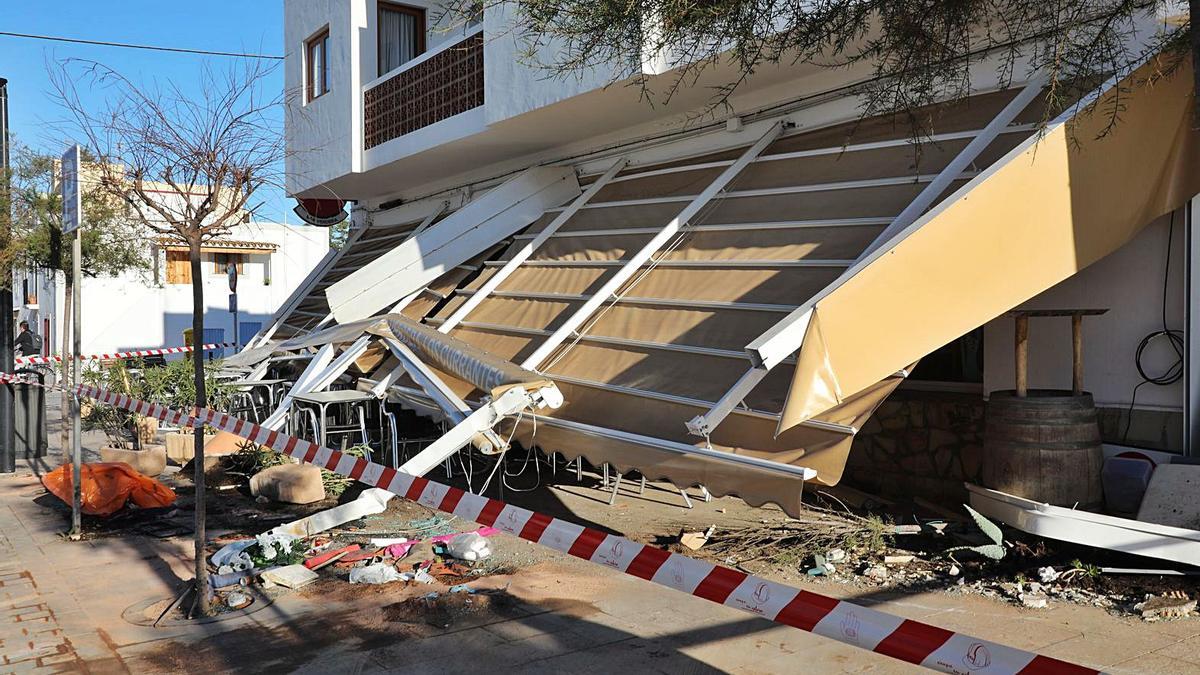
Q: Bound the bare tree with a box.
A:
[50,58,285,616]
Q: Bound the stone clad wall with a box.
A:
[846,388,1181,506]
[846,389,985,505]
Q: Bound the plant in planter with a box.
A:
[83,359,167,476]
[142,357,234,463]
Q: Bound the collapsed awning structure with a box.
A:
[760,56,1200,432]
[241,56,1198,516]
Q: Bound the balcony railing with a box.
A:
[363,29,485,149]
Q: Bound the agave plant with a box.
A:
[944,505,1007,562]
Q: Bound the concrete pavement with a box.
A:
[4,462,1200,674]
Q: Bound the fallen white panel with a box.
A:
[1135,465,1200,529]
[966,483,1200,567]
[326,166,580,323]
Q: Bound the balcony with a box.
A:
[363,28,485,150]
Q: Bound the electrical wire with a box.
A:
[0,30,283,59]
[1122,211,1184,442]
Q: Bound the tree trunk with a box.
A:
[189,239,210,616]
[60,275,72,463]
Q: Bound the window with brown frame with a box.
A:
[306,27,330,103]
[166,250,191,285]
[212,253,245,275]
[378,2,425,76]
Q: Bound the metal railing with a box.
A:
[363,28,484,149]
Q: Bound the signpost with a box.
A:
[227,262,238,352]
[61,145,83,538]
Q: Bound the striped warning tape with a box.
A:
[14,342,236,366]
[13,374,1097,675]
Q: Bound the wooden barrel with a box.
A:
[982,389,1103,508]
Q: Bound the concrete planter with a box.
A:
[99,444,168,477]
[165,430,247,464]
[164,431,216,464]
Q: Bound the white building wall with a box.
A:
[983,212,1185,412]
[15,222,329,360]
[285,0,366,195]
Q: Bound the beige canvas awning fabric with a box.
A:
[779,56,1200,430]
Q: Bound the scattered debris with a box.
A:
[348,563,408,585]
[891,525,923,535]
[680,526,716,551]
[261,564,319,589]
[1019,591,1049,609]
[447,532,493,561]
[304,545,361,570]
[225,591,252,610]
[1135,592,1197,621]
[1038,566,1060,583]
[371,537,409,547]
[948,564,960,577]
[448,584,476,594]
[884,555,915,565]
[807,553,837,576]
[862,564,889,583]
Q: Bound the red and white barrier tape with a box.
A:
[12,373,1097,675]
[14,342,236,366]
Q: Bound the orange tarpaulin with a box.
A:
[42,463,176,517]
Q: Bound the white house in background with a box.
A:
[15,220,329,360]
[266,0,1199,514]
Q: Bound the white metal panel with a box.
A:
[325,166,581,323]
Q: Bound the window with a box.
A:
[212,253,245,275]
[306,28,330,102]
[378,2,425,76]
[166,250,191,285]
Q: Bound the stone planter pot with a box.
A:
[99,444,168,477]
[165,431,217,464]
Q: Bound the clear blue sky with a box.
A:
[1,1,292,223]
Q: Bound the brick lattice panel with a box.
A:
[364,34,484,149]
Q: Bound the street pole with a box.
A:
[70,228,81,537]
[227,262,238,352]
[60,144,84,538]
[0,77,15,475]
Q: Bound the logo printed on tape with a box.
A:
[597,539,625,568]
[420,484,445,509]
[963,643,992,670]
[841,611,861,642]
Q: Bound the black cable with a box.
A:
[1123,212,1184,442]
[0,31,283,60]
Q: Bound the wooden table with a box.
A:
[1005,309,1108,397]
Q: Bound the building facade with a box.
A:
[15,220,329,360]
[269,0,1199,508]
